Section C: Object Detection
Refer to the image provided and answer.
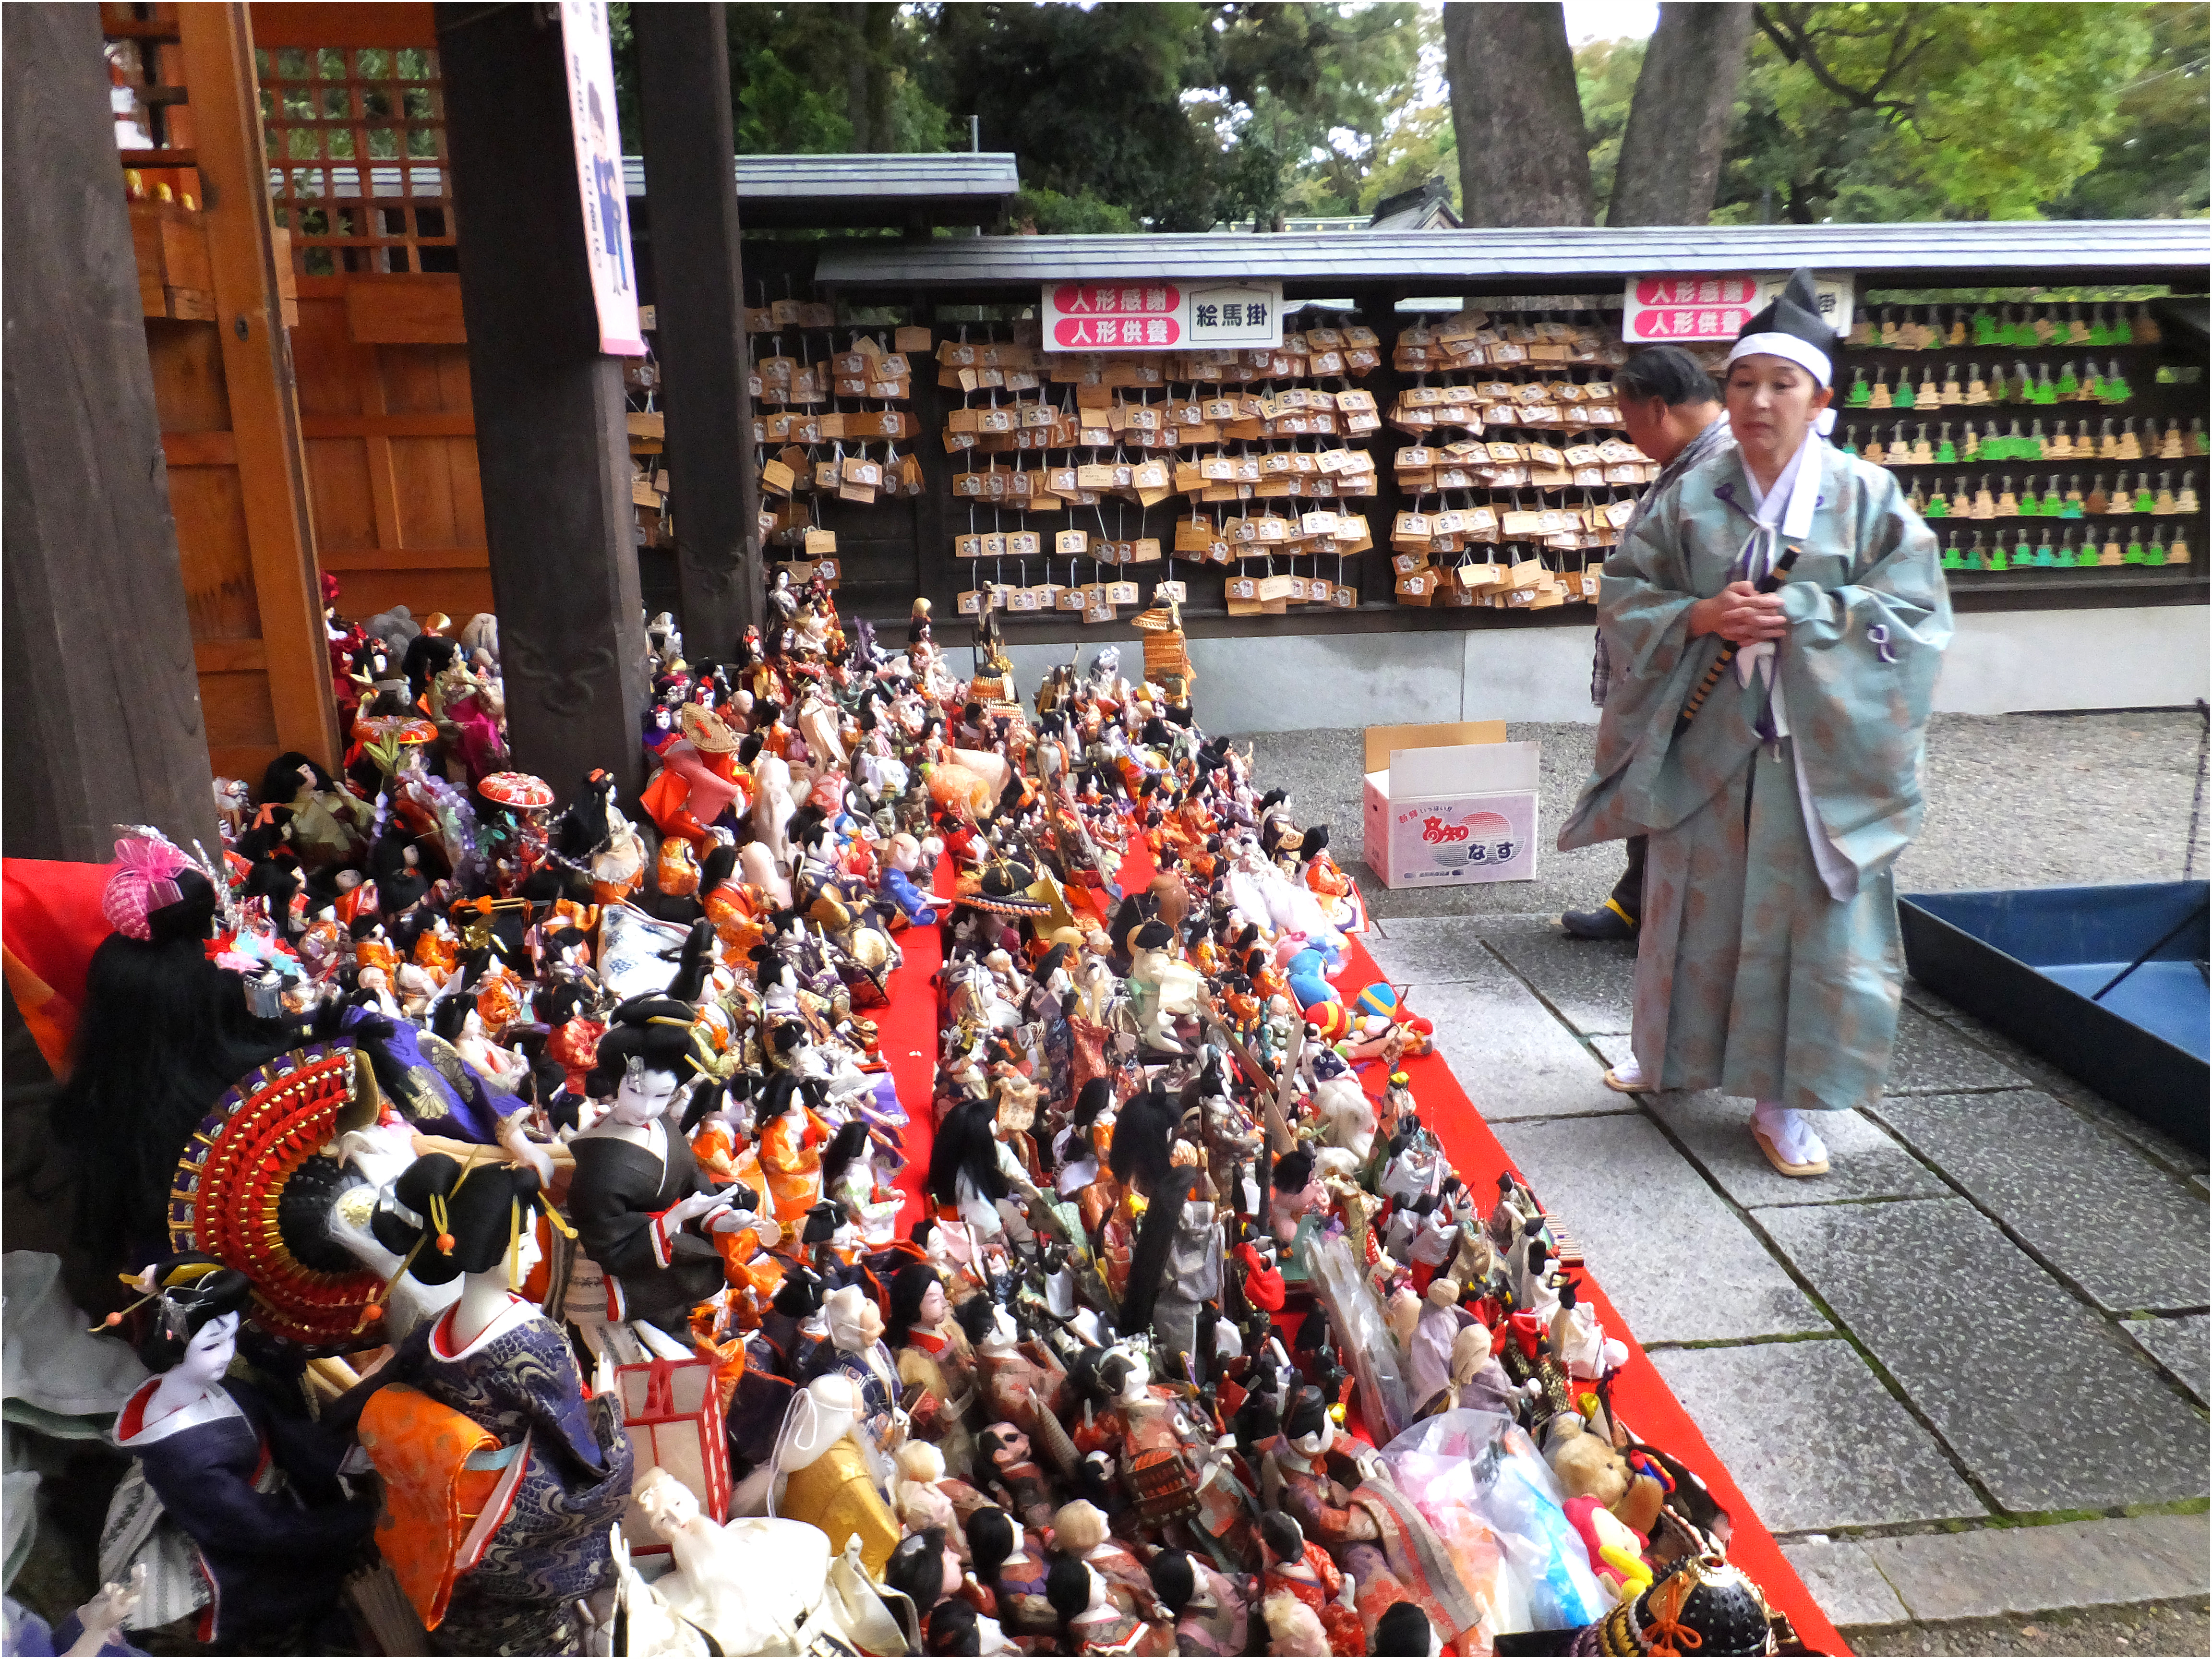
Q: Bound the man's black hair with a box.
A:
[1614,344,1719,409]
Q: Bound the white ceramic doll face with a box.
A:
[611,1063,682,1127]
[179,1311,240,1386]
[919,1279,949,1330]
[511,1208,543,1280]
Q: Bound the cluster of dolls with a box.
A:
[46,568,1797,1658]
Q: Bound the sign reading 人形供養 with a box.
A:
[1621,273,1855,344]
[1042,281,1284,352]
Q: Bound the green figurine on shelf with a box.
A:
[1940,529,1963,570]
[1845,368,1872,409]
[1935,423,1957,465]
[2103,360,2132,404]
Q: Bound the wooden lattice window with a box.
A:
[256,43,456,276]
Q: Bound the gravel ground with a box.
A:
[1850,1598,2212,1657]
[1239,709,2211,921]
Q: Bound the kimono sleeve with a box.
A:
[1776,458,1953,879]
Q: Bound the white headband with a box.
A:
[1728,331,1832,387]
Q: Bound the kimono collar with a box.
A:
[113,1377,243,1449]
[1738,430,1823,543]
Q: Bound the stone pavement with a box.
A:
[1243,713,2211,1646]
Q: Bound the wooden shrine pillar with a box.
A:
[636,2,764,657]
[437,1,649,799]
[178,2,344,776]
[2,3,219,862]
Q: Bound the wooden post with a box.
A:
[177,2,343,774]
[437,1,650,799]
[635,1,763,656]
[1,3,219,862]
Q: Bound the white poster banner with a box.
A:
[1042,279,1284,352]
[560,0,646,356]
[1621,272,1855,344]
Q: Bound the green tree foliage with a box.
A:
[1710,2,2157,222]
[2045,1,2210,219]
[1573,36,1646,219]
[921,1,1228,230]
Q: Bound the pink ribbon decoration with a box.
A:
[102,835,193,942]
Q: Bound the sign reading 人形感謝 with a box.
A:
[1042,281,1285,352]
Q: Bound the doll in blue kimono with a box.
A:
[100,1257,374,1645]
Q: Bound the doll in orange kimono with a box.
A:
[755,1071,829,1226]
[640,705,752,847]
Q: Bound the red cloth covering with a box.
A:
[1,857,119,1075]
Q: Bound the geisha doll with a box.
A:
[567,998,755,1332]
[342,1154,633,1656]
[100,1258,374,1646]
[640,704,752,850]
[755,1070,830,1226]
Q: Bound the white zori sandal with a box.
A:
[1602,1055,1651,1094]
[1751,1101,1830,1177]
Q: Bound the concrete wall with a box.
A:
[997,605,2209,733]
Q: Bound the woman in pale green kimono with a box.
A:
[1561,270,1950,1177]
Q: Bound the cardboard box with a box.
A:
[1361,721,1540,888]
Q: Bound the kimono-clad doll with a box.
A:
[641,704,753,849]
[1146,1547,1253,1659]
[98,1259,373,1645]
[258,751,372,873]
[1257,1513,1363,1659]
[567,998,757,1333]
[344,1154,633,1656]
[756,1070,831,1226]
[1560,269,1949,1181]
[819,1284,906,1453]
[962,1503,1058,1644]
[1268,1389,1488,1653]
[888,1262,982,1476]
[770,1374,902,1578]
[1044,1556,1178,1657]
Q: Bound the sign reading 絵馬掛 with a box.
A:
[1042,280,1284,352]
[1621,272,1855,345]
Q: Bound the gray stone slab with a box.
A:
[1412,971,1633,1123]
[1649,1341,1983,1532]
[1761,1198,2210,1513]
[1479,924,1638,1037]
[1861,1512,2212,1622]
[1919,1001,2209,1177]
[2124,1314,2210,1405]
[1885,1003,2029,1094]
[1869,1092,2210,1313]
[1779,1539,1909,1630]
[1358,915,1495,986]
[1494,1115,1830,1343]
[1647,1090,1952,1208]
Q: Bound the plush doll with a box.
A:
[1547,1419,1666,1544]
[100,1258,374,1644]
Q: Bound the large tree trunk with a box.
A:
[1607,2,1754,225]
[1443,1,1593,227]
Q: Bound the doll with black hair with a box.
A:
[1259,1511,1364,1658]
[1148,1546,1254,1658]
[889,1262,982,1475]
[57,840,301,1270]
[962,1502,1056,1642]
[755,1070,831,1227]
[927,1093,1020,1248]
[568,999,751,1332]
[340,1153,633,1654]
[260,750,373,872]
[101,1256,374,1644]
